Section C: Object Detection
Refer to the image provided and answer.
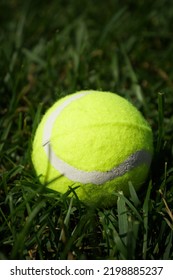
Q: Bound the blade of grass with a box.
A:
[120,43,144,105]
[156,92,165,153]
[59,197,74,242]
[129,181,141,207]
[109,214,127,259]
[163,231,173,259]
[11,200,45,259]
[0,119,12,153]
[117,191,128,246]
[99,7,127,44]
[114,192,143,223]
[142,181,152,259]
[127,216,140,259]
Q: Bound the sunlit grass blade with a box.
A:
[127,217,140,260]
[117,191,128,246]
[129,182,141,207]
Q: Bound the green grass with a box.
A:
[0,0,173,260]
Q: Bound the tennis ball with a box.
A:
[32,90,153,207]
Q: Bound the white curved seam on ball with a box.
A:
[42,91,152,185]
[43,144,152,184]
[42,91,91,145]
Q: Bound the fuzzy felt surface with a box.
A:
[32,91,153,207]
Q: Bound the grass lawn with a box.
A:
[0,0,173,260]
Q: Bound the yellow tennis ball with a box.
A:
[32,90,153,207]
